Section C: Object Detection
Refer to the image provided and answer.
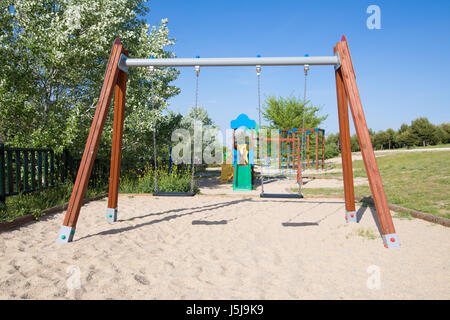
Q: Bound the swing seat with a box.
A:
[260,193,303,199]
[153,192,195,197]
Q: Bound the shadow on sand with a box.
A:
[76,198,252,241]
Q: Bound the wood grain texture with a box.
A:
[107,50,128,210]
[336,38,396,235]
[334,49,356,213]
[62,39,124,227]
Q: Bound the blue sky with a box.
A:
[144,0,450,135]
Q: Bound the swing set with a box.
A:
[57,36,400,248]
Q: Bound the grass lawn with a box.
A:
[302,151,450,218]
[380,143,450,151]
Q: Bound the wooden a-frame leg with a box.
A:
[334,61,356,223]
[57,39,125,243]
[336,36,399,248]
[106,50,128,224]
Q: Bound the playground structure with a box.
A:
[231,114,256,191]
[280,128,325,170]
[56,36,400,248]
[261,128,325,184]
[221,116,325,188]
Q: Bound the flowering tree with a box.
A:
[0,0,179,160]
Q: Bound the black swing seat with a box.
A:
[260,193,303,199]
[153,192,195,197]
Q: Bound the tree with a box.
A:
[395,129,417,148]
[398,123,409,134]
[434,126,448,145]
[350,134,360,152]
[385,128,396,149]
[410,117,438,146]
[438,123,450,144]
[324,133,340,159]
[181,106,214,129]
[0,0,179,161]
[180,106,219,163]
[373,130,388,150]
[325,133,340,147]
[262,95,327,130]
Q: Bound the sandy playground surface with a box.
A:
[0,176,449,300]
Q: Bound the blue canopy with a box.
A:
[230,113,256,130]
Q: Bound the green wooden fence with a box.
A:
[0,143,178,209]
[0,143,72,207]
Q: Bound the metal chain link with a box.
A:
[149,66,158,193]
[298,64,309,195]
[190,66,200,193]
[256,65,264,194]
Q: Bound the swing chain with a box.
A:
[190,65,201,193]
[256,65,264,194]
[298,64,310,195]
[149,66,159,193]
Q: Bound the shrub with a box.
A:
[119,162,199,194]
[0,181,107,222]
[324,142,340,159]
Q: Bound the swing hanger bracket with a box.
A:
[304,64,310,76]
[118,53,129,73]
[334,51,341,70]
[256,65,261,76]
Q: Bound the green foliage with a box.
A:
[326,118,448,154]
[324,141,340,159]
[178,106,219,161]
[262,95,327,130]
[390,119,449,148]
[0,0,180,162]
[322,133,340,159]
[0,181,106,222]
[119,163,199,194]
[350,135,360,152]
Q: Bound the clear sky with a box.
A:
[144,0,450,135]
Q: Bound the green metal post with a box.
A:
[0,143,5,209]
[23,151,29,191]
[15,150,20,193]
[6,150,13,194]
[37,152,42,189]
[55,154,60,185]
[50,151,54,187]
[44,152,49,187]
[31,151,36,190]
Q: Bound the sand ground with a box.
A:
[0,176,449,300]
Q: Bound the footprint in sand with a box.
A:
[134,274,150,285]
